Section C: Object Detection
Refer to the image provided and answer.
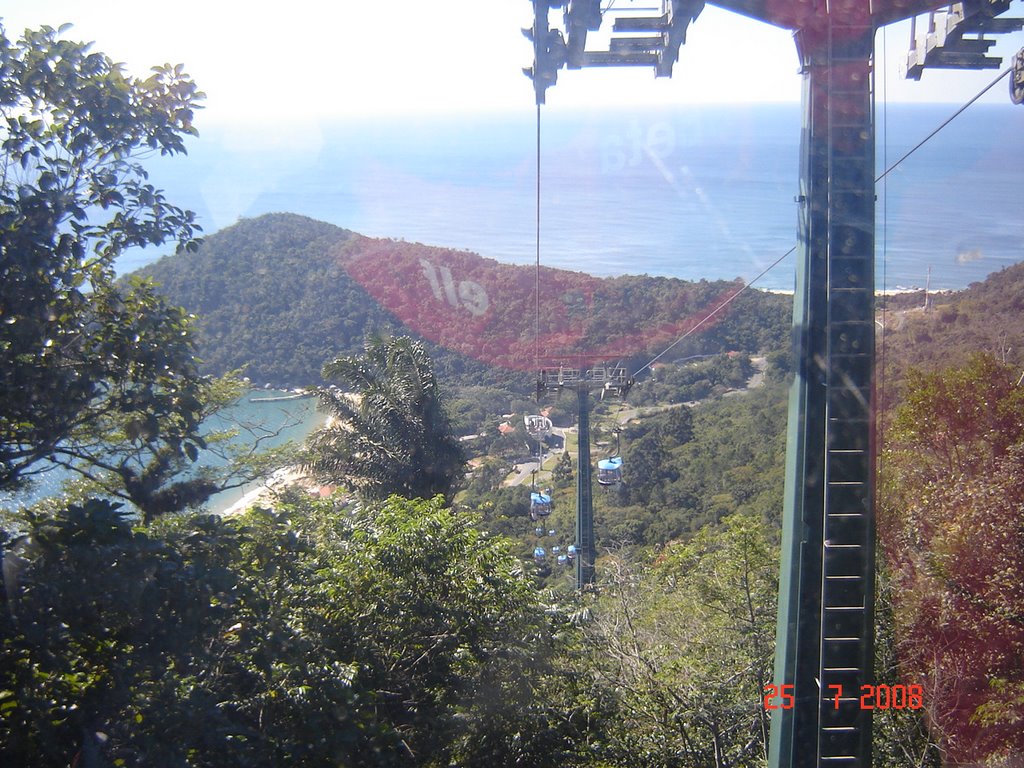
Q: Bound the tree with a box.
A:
[888,352,1024,478]
[0,499,242,767]
[0,24,205,491]
[659,404,694,447]
[48,368,299,522]
[305,335,465,501]
[0,491,567,767]
[552,450,573,485]
[880,353,1024,763]
[585,513,779,767]
[622,432,673,507]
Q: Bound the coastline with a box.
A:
[214,407,337,517]
[216,466,311,517]
[202,391,327,516]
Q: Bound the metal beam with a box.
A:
[538,365,632,589]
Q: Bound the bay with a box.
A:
[1,392,323,515]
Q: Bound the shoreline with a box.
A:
[216,466,311,517]
[213,405,342,518]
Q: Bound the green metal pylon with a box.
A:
[575,383,594,588]
[769,18,878,768]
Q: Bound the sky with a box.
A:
[3,0,1023,128]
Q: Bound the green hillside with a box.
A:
[879,262,1024,407]
[138,214,387,386]
[136,213,792,389]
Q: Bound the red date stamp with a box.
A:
[764,683,924,710]
[763,684,795,710]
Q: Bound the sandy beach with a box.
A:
[217,466,310,517]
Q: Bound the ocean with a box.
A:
[132,102,1024,292]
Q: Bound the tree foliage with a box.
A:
[0,24,205,491]
[45,369,298,521]
[888,353,1024,478]
[878,261,1024,410]
[597,380,787,545]
[880,353,1024,763]
[552,450,574,486]
[629,353,755,406]
[137,213,791,389]
[306,335,466,502]
[584,513,779,767]
[0,492,588,767]
[0,499,240,766]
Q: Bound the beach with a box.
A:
[217,466,323,517]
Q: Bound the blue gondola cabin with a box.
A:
[530,490,552,519]
[597,456,623,486]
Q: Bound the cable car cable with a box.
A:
[535,102,542,374]
[531,100,551,519]
[632,245,795,378]
[631,64,1011,381]
[875,63,1012,184]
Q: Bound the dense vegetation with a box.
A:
[878,261,1024,407]
[136,212,791,390]
[871,271,1024,764]
[137,213,395,386]
[0,26,204,494]
[0,495,558,766]
[1,490,792,768]
[306,336,465,503]
[879,354,1024,764]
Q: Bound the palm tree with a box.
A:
[305,335,465,502]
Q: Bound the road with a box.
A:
[506,427,568,487]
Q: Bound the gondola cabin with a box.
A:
[597,456,623,486]
[533,546,546,562]
[530,490,552,519]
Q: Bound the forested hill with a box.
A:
[137,213,791,387]
[136,214,386,385]
[880,261,1024,405]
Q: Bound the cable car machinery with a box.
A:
[523,1,1023,766]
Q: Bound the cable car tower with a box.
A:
[523,0,1023,765]
[537,364,633,588]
